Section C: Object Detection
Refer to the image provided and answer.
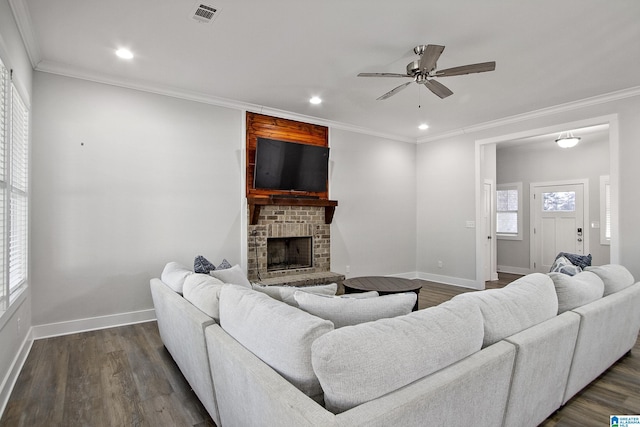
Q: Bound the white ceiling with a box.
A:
[11,0,640,142]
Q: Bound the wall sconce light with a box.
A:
[555,131,581,148]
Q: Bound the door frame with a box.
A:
[483,179,498,281]
[529,179,589,271]
[474,114,619,289]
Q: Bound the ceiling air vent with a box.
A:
[190,2,221,24]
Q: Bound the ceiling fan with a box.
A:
[358,44,496,100]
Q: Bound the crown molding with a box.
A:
[35,60,416,144]
[8,0,41,68]
[418,86,640,144]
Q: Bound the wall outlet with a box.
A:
[346,265,350,273]
[437,260,443,268]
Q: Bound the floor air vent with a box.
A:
[190,2,220,24]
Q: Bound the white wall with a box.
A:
[416,136,478,287]
[0,0,33,412]
[31,72,243,327]
[416,94,640,285]
[329,129,416,278]
[496,132,610,271]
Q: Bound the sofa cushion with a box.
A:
[251,283,338,307]
[453,273,558,347]
[182,273,225,320]
[549,256,582,276]
[219,285,333,403]
[294,292,416,328]
[339,290,379,299]
[311,298,484,413]
[160,261,193,294]
[585,264,635,296]
[209,264,251,288]
[548,271,604,313]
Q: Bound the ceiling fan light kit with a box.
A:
[555,131,581,148]
[358,44,496,101]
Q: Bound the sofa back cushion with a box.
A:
[218,285,333,403]
[311,298,484,413]
[182,273,225,320]
[548,271,604,313]
[585,264,635,296]
[160,262,193,294]
[295,292,416,328]
[453,273,558,347]
[251,283,338,307]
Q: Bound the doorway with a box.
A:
[531,182,586,272]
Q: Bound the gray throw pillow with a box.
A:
[549,255,582,276]
[209,264,251,288]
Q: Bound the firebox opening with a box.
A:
[267,236,313,271]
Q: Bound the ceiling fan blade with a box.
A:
[418,44,445,72]
[358,72,412,78]
[377,81,413,100]
[422,79,453,99]
[435,61,496,77]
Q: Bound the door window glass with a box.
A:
[542,191,575,211]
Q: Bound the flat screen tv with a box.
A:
[254,137,329,193]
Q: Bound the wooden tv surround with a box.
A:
[245,112,338,219]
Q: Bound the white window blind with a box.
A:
[496,182,523,240]
[0,58,29,312]
[9,86,28,294]
[0,61,6,307]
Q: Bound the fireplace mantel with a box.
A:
[247,196,338,225]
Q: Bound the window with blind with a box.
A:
[0,58,29,312]
[497,182,523,240]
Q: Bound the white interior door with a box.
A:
[531,183,585,272]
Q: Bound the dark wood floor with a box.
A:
[1,274,638,426]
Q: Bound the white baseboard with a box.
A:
[31,308,157,340]
[415,272,483,290]
[497,265,532,276]
[0,330,33,419]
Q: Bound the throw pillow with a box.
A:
[160,261,193,294]
[294,292,416,328]
[219,285,333,403]
[251,283,338,307]
[217,258,232,270]
[585,264,635,296]
[311,298,484,413]
[194,255,216,274]
[556,252,593,270]
[209,264,251,288]
[548,271,604,313]
[182,273,225,320]
[549,255,582,276]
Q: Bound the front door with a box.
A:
[531,183,585,272]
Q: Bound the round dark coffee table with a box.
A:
[343,276,422,311]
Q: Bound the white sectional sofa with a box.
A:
[150,264,640,427]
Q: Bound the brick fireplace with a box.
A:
[247,205,330,282]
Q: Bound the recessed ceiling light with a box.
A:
[115,48,134,60]
[309,96,322,105]
[418,123,429,130]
